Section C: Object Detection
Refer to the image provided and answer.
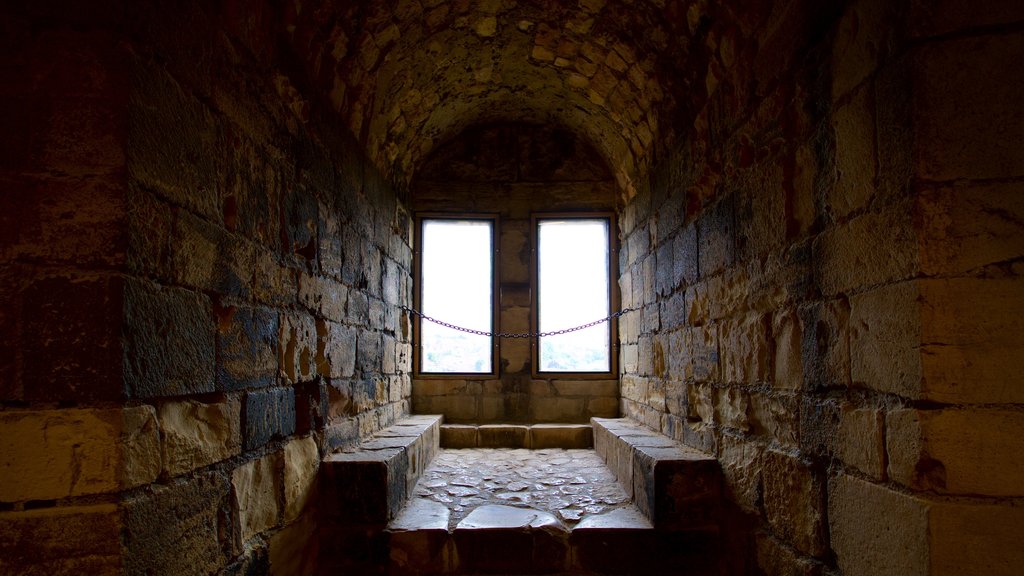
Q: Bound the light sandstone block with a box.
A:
[829,473,928,576]
[232,453,281,542]
[0,406,159,502]
[159,398,241,476]
[887,408,1024,497]
[282,436,319,522]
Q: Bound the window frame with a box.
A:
[530,212,619,379]
[412,212,500,378]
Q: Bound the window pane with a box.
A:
[420,219,493,373]
[538,219,610,372]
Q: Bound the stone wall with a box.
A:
[411,123,620,423]
[0,1,411,574]
[616,0,1024,574]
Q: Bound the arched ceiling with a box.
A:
[282,0,745,198]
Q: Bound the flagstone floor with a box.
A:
[408,447,634,530]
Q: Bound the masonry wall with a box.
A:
[411,123,620,423]
[616,0,1024,574]
[0,1,411,574]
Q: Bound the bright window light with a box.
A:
[538,218,610,372]
[419,219,493,373]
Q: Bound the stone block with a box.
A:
[585,395,619,418]
[913,34,1024,181]
[762,450,826,557]
[386,499,453,575]
[697,194,735,277]
[633,444,721,529]
[478,424,529,448]
[830,86,877,220]
[800,298,851,389]
[849,281,921,398]
[530,396,586,422]
[282,436,319,522]
[772,308,803,390]
[322,448,408,524]
[160,398,240,476]
[0,504,121,576]
[278,312,318,384]
[171,211,253,297]
[322,321,357,379]
[298,273,347,322]
[216,306,278,390]
[919,277,1024,404]
[814,203,917,297]
[123,278,215,398]
[243,387,297,451]
[453,505,569,574]
[440,424,478,448]
[232,453,282,543]
[715,387,750,432]
[22,274,124,402]
[748,392,798,447]
[799,397,841,458]
[718,434,762,514]
[551,379,618,397]
[0,406,159,502]
[673,222,699,287]
[530,424,593,449]
[128,54,222,221]
[755,531,822,576]
[918,184,1024,277]
[829,473,928,576]
[122,472,230,575]
[837,406,884,479]
[887,408,1024,497]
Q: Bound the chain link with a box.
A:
[400,305,636,339]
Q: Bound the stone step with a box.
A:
[440,423,593,449]
[386,502,720,575]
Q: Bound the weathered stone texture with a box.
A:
[0,505,122,576]
[232,453,282,543]
[829,474,929,576]
[887,408,1024,497]
[282,436,320,522]
[160,398,241,476]
[0,407,159,502]
[123,278,216,398]
[123,472,231,575]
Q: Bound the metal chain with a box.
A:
[400,305,636,339]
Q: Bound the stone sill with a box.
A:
[592,417,722,529]
[440,423,593,449]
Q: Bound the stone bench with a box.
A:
[592,417,721,529]
[439,423,593,449]
[321,414,443,525]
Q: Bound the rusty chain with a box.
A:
[399,305,636,339]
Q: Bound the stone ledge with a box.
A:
[592,417,721,529]
[439,423,593,448]
[321,414,442,524]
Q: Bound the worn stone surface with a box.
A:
[160,398,241,476]
[0,505,122,576]
[282,435,320,522]
[123,472,231,576]
[762,450,826,558]
[232,453,282,543]
[409,448,630,531]
[887,408,1024,497]
[243,387,297,451]
[0,407,159,502]
[829,474,929,576]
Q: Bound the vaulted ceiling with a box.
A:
[281,0,773,198]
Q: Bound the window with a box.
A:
[533,214,615,374]
[414,215,497,375]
